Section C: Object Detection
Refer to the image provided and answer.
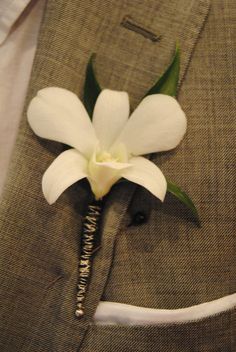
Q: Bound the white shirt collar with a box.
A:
[0,0,31,44]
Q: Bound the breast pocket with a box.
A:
[80,298,236,351]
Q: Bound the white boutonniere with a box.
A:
[27,88,186,203]
[27,44,199,318]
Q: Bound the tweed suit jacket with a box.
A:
[0,0,235,351]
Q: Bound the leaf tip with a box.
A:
[175,40,180,52]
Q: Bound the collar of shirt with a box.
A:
[0,0,31,44]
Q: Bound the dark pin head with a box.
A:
[132,211,147,225]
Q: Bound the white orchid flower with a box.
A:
[27,87,187,204]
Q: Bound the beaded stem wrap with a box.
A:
[75,200,102,318]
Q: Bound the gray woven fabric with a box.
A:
[103,0,236,310]
[0,0,235,351]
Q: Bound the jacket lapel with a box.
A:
[0,0,210,351]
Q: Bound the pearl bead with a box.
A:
[75,309,84,318]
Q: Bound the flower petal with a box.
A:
[42,149,88,204]
[27,87,98,158]
[92,89,129,150]
[114,94,187,155]
[121,156,167,201]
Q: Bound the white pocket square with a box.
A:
[94,293,236,325]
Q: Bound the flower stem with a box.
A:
[75,199,103,318]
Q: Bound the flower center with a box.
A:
[87,143,131,200]
[96,150,117,163]
[94,143,129,164]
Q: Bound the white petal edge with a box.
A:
[121,156,167,201]
[114,94,187,155]
[27,87,98,158]
[92,89,129,150]
[42,148,88,204]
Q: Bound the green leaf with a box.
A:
[145,42,180,97]
[83,54,101,118]
[167,180,201,226]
